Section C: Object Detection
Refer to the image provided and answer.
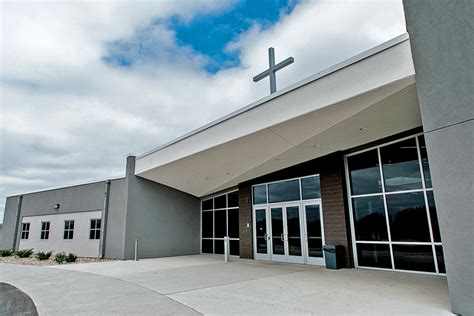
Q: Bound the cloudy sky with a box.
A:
[0,0,406,221]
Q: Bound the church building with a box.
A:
[1,2,472,314]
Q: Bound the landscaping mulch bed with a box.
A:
[0,256,112,266]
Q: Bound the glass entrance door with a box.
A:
[253,200,324,265]
[303,201,325,265]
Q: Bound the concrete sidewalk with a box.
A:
[0,255,451,315]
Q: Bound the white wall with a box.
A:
[19,210,102,257]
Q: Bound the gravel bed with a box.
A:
[0,256,112,266]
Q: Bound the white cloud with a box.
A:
[0,0,406,221]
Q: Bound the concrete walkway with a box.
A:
[0,255,451,315]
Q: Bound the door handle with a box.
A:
[264,233,269,241]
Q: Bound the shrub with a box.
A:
[35,251,52,261]
[54,252,67,264]
[65,253,77,263]
[0,249,14,257]
[15,249,34,258]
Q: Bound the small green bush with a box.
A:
[65,253,77,263]
[15,249,34,258]
[0,249,14,257]
[54,252,67,264]
[35,251,52,261]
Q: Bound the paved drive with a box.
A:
[0,255,451,315]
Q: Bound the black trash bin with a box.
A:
[323,244,345,269]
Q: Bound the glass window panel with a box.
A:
[308,238,323,257]
[286,206,302,256]
[64,231,68,239]
[301,176,321,199]
[202,199,213,211]
[271,207,284,255]
[386,192,431,242]
[96,219,101,229]
[253,185,267,205]
[268,179,300,203]
[427,191,441,242]
[91,220,95,229]
[305,205,322,239]
[381,138,423,192]
[230,240,239,256]
[214,195,226,209]
[228,192,239,207]
[214,240,224,254]
[393,245,435,272]
[255,209,267,254]
[418,136,432,188]
[202,211,213,238]
[352,196,388,241]
[214,210,227,238]
[436,246,446,273]
[228,209,239,238]
[202,239,213,254]
[69,221,74,230]
[348,149,382,195]
[90,230,95,239]
[357,244,392,268]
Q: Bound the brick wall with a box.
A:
[238,184,253,259]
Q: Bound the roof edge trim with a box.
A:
[137,33,410,159]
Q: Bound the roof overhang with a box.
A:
[135,34,420,197]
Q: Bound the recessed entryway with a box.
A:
[252,175,325,265]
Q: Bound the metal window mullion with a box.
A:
[344,155,360,267]
[416,136,439,274]
[378,147,395,270]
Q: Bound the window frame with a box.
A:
[21,222,30,240]
[344,133,444,276]
[200,189,240,256]
[89,218,101,240]
[63,220,75,240]
[40,221,50,240]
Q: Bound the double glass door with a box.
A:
[254,200,324,265]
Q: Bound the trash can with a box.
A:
[323,244,345,269]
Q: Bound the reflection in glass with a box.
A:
[228,209,239,238]
[348,149,382,195]
[427,191,441,242]
[436,245,446,273]
[418,136,432,188]
[305,205,323,257]
[202,239,213,253]
[386,192,431,242]
[230,240,240,256]
[214,195,226,209]
[301,176,321,199]
[268,180,300,203]
[352,196,388,241]
[253,185,267,205]
[202,199,213,210]
[271,208,284,255]
[214,210,226,238]
[357,244,392,268]
[256,209,267,254]
[381,138,422,192]
[393,245,435,272]
[202,211,213,238]
[287,206,302,256]
[228,191,239,207]
[214,240,224,254]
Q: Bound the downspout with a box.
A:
[12,195,23,250]
[99,180,111,258]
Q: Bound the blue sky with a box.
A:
[103,0,298,73]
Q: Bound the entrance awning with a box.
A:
[135,34,420,197]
